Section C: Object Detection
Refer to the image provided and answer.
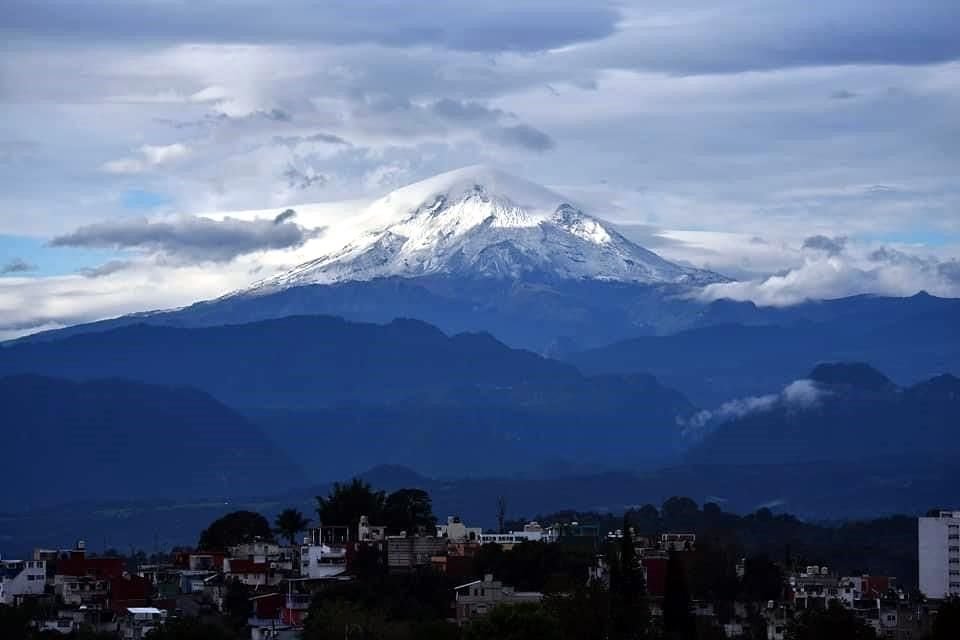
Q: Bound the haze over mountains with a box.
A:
[1,167,957,524]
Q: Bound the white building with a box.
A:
[480,522,559,548]
[120,607,167,640]
[0,558,47,604]
[919,510,960,599]
[300,526,349,579]
[437,516,483,543]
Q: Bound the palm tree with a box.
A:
[274,508,310,546]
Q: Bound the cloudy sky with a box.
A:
[1,0,959,338]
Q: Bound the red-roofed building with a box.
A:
[109,575,153,613]
[224,558,271,587]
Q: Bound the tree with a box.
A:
[463,603,562,640]
[786,601,877,640]
[610,516,650,640]
[662,550,695,639]
[144,617,239,640]
[931,597,960,640]
[198,511,273,551]
[741,555,783,603]
[275,508,310,546]
[316,478,386,533]
[383,488,436,535]
[222,578,253,631]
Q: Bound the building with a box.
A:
[919,510,960,599]
[56,575,110,607]
[453,574,543,624]
[300,526,349,579]
[660,533,696,552]
[437,516,483,543]
[387,535,447,573]
[0,558,47,604]
[119,607,166,640]
[480,522,559,548]
[223,558,271,587]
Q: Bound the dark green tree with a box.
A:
[222,578,253,631]
[663,550,695,639]
[610,516,650,640]
[661,497,699,530]
[316,478,386,533]
[144,617,240,640]
[463,603,562,640]
[741,555,783,603]
[274,508,310,546]
[383,488,436,535]
[931,597,960,640]
[546,583,614,640]
[786,601,877,640]
[197,511,273,550]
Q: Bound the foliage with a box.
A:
[663,550,695,639]
[222,578,253,630]
[463,603,562,640]
[544,584,612,640]
[316,478,386,532]
[931,597,960,640]
[198,510,273,550]
[274,507,310,545]
[786,601,877,640]
[382,488,436,535]
[472,540,592,593]
[145,617,241,640]
[610,516,651,639]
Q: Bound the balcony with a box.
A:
[286,594,312,610]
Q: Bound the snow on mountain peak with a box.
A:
[249,166,726,290]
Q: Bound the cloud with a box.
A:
[490,124,555,151]
[139,143,190,164]
[2,0,620,53]
[681,378,828,441]
[431,99,506,123]
[273,208,297,225]
[50,214,315,263]
[802,235,847,256]
[1,257,36,274]
[78,259,134,278]
[102,143,191,174]
[699,243,960,306]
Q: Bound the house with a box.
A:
[53,541,124,580]
[660,533,696,552]
[300,526,350,579]
[358,515,387,543]
[480,522,559,548]
[453,574,543,625]
[56,575,110,607]
[0,558,47,604]
[387,534,447,573]
[109,574,153,613]
[223,558,271,587]
[119,607,167,640]
[437,516,483,543]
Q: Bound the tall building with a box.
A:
[919,510,960,599]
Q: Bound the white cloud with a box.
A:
[681,378,828,441]
[140,143,191,165]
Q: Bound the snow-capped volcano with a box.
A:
[251,166,725,291]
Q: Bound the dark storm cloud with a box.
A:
[491,125,555,152]
[51,215,315,263]
[0,257,36,274]
[431,99,506,123]
[3,0,620,53]
[802,235,847,256]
